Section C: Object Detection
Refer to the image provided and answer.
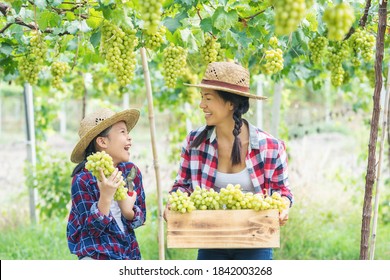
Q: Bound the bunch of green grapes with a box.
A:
[348,28,376,62]
[50,61,70,91]
[200,36,221,64]
[219,184,246,210]
[323,3,355,41]
[145,26,166,50]
[190,186,221,210]
[18,31,47,85]
[85,151,128,201]
[163,43,187,88]
[327,41,350,86]
[274,0,306,35]
[101,21,138,87]
[308,36,328,64]
[139,0,162,35]
[180,67,198,104]
[263,48,284,75]
[168,190,196,214]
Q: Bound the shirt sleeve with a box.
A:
[71,174,113,237]
[171,135,194,195]
[122,165,146,230]
[269,140,293,206]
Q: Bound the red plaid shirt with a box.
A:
[171,121,293,204]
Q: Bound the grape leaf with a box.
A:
[34,0,47,9]
[212,7,238,31]
[37,11,61,30]
[200,18,213,33]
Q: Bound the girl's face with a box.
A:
[98,121,132,166]
[199,89,234,127]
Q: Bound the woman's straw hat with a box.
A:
[184,62,267,100]
[70,108,140,163]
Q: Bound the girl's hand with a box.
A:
[98,168,123,199]
[97,168,123,216]
[117,191,137,220]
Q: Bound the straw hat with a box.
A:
[70,108,140,163]
[184,62,267,100]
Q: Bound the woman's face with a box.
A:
[199,89,234,127]
[98,121,132,166]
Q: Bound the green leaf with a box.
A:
[33,0,47,9]
[90,32,102,49]
[0,43,13,56]
[37,11,61,30]
[163,17,182,33]
[86,9,104,30]
[212,7,238,31]
[200,18,213,33]
[180,29,198,52]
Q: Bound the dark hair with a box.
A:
[190,90,249,165]
[71,126,112,177]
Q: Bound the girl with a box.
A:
[67,107,146,260]
[165,62,293,260]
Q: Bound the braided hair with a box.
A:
[71,126,112,177]
[190,90,249,165]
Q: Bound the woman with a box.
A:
[165,62,293,260]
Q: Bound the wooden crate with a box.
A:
[166,209,280,249]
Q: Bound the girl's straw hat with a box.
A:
[70,108,140,163]
[184,62,267,100]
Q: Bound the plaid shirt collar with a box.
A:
[205,119,262,150]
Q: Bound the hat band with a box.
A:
[201,79,250,93]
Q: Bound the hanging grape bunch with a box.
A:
[274,0,306,35]
[348,28,376,62]
[163,43,187,88]
[323,3,355,41]
[180,67,198,104]
[85,151,129,201]
[200,36,221,64]
[18,31,47,85]
[100,21,138,87]
[139,0,162,35]
[50,61,70,91]
[145,26,166,50]
[263,48,284,75]
[327,41,350,87]
[308,36,328,64]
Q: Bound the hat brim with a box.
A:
[183,83,267,100]
[70,109,140,163]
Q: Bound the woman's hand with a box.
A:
[163,203,170,222]
[279,197,290,226]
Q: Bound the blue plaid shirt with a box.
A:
[67,162,146,260]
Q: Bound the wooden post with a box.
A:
[23,82,37,224]
[369,62,390,259]
[140,47,165,260]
